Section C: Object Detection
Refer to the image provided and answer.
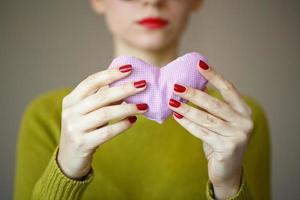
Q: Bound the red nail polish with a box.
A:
[128,116,137,123]
[199,60,209,70]
[169,98,181,108]
[174,84,186,93]
[119,64,132,73]
[136,103,148,111]
[134,80,146,88]
[173,112,183,119]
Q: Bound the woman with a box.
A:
[14,0,271,199]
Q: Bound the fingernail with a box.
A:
[136,103,148,111]
[119,64,132,73]
[169,98,181,108]
[199,60,209,70]
[173,112,183,119]
[128,116,137,123]
[134,80,146,88]
[174,84,186,93]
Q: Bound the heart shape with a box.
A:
[108,52,208,124]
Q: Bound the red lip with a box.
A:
[137,17,169,30]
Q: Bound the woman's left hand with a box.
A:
[168,60,254,199]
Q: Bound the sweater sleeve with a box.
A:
[205,169,252,200]
[32,146,94,199]
[13,88,94,200]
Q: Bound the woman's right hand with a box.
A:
[57,64,148,180]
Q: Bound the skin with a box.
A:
[91,0,203,66]
[57,0,254,199]
[170,62,253,199]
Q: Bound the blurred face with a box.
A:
[91,0,202,51]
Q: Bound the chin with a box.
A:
[128,34,176,51]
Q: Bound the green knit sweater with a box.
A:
[13,86,271,200]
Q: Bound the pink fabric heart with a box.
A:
[108,52,208,124]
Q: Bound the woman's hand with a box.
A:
[57,64,149,180]
[168,60,254,199]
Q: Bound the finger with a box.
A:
[203,142,214,159]
[78,103,148,131]
[72,80,147,115]
[84,116,137,148]
[173,83,244,123]
[64,64,133,108]
[172,112,221,148]
[168,99,235,137]
[197,60,252,117]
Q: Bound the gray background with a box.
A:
[1,0,299,199]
